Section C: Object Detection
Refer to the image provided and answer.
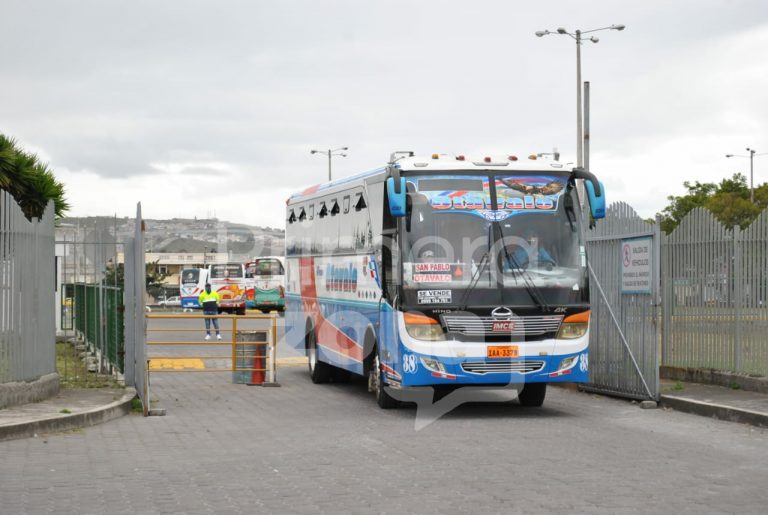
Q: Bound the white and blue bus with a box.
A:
[180,267,209,309]
[285,152,605,408]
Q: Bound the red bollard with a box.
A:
[249,343,265,385]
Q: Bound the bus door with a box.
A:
[377,224,402,383]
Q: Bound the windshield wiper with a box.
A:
[498,224,550,313]
[458,224,492,311]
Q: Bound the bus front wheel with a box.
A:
[307,326,331,384]
[517,383,547,407]
[369,350,398,409]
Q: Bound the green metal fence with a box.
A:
[69,283,125,373]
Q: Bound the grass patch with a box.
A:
[730,382,742,390]
[59,408,72,414]
[131,398,143,413]
[56,342,121,389]
[672,381,685,391]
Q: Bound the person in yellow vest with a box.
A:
[198,283,222,341]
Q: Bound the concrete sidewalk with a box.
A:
[0,387,136,442]
[660,379,768,428]
[0,358,307,443]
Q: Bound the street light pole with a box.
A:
[749,148,755,203]
[576,29,583,167]
[726,148,766,203]
[311,147,349,182]
[536,24,625,168]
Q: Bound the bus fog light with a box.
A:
[557,356,578,371]
[420,358,446,373]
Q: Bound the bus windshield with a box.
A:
[400,173,587,306]
[181,268,200,285]
[210,264,244,279]
[246,259,284,277]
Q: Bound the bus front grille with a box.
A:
[461,360,545,375]
[441,315,563,337]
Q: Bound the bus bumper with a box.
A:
[253,289,285,310]
[387,349,589,388]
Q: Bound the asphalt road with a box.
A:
[2,353,768,513]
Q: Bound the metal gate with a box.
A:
[123,203,148,415]
[584,202,660,400]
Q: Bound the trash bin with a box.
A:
[233,330,267,385]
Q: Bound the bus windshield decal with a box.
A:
[410,175,568,221]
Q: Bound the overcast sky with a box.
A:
[1,0,766,228]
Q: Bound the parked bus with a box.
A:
[285,151,606,408]
[208,262,247,315]
[179,267,209,309]
[245,257,286,312]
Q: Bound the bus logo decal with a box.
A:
[491,320,515,332]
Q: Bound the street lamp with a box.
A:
[311,147,349,182]
[726,148,767,203]
[536,24,625,168]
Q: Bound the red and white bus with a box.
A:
[207,262,247,315]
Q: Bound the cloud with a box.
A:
[1,0,767,228]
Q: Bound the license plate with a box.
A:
[487,345,519,358]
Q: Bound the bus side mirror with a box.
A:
[386,176,407,217]
[585,180,606,219]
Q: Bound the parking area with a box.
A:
[2,349,768,513]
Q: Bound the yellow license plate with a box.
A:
[487,345,519,358]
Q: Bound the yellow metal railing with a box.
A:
[144,313,279,384]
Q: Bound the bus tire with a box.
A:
[369,347,398,409]
[331,368,351,383]
[517,383,546,407]
[307,325,331,384]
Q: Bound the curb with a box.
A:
[661,366,768,394]
[0,387,137,442]
[660,394,768,429]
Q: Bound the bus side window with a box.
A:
[343,196,350,214]
[354,192,366,211]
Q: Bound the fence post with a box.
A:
[733,226,742,371]
[123,238,135,387]
[660,217,670,367]
[653,215,662,395]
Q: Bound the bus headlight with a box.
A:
[404,312,445,341]
[557,311,590,340]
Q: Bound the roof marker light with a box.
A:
[508,155,518,161]
[456,155,465,161]
[432,153,439,159]
[484,156,492,163]
[528,154,538,160]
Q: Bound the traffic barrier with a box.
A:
[233,331,267,385]
[144,313,279,393]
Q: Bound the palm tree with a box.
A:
[0,134,68,220]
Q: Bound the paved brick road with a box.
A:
[2,365,768,514]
